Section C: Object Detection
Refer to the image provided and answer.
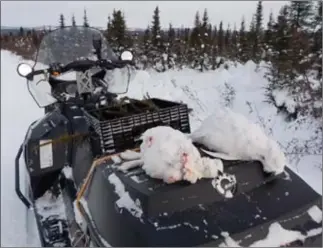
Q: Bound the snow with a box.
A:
[272,89,297,114]
[73,200,85,231]
[35,190,66,220]
[249,222,321,247]
[219,222,323,247]
[1,49,322,246]
[107,173,143,218]
[220,232,240,247]
[1,50,43,247]
[307,205,322,224]
[62,166,73,180]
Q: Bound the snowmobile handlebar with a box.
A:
[25,59,132,81]
[16,50,135,82]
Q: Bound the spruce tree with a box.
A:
[190,11,201,48]
[19,27,24,36]
[288,2,313,76]
[106,16,112,41]
[151,6,161,47]
[264,10,275,60]
[312,1,322,79]
[224,24,231,57]
[140,25,151,69]
[238,16,248,63]
[143,25,151,45]
[210,25,218,70]
[289,1,314,29]
[166,23,176,69]
[201,9,209,41]
[269,5,292,88]
[249,14,256,59]
[72,14,76,27]
[167,23,175,45]
[217,21,224,56]
[207,23,213,43]
[231,23,238,60]
[310,1,322,116]
[212,25,217,45]
[254,1,264,62]
[110,10,127,49]
[201,9,211,57]
[202,9,209,30]
[59,14,65,28]
[83,9,89,27]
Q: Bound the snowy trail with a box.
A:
[1,51,41,246]
[1,50,321,246]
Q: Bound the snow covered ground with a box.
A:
[1,50,42,246]
[1,50,322,246]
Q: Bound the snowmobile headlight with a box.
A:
[17,63,33,77]
[120,50,133,61]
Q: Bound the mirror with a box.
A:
[120,51,133,61]
[17,63,33,77]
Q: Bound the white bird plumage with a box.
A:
[189,107,286,174]
[118,126,223,184]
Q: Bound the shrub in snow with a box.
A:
[118,126,223,184]
[190,107,287,175]
[222,82,236,107]
[272,89,298,116]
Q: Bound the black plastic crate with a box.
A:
[83,98,191,154]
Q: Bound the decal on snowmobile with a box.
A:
[39,139,53,169]
[76,70,94,94]
[212,173,237,198]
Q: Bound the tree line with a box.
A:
[1,1,322,118]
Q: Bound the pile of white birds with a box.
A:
[118,126,224,184]
[117,107,287,184]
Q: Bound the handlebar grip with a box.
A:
[33,69,46,76]
[26,69,46,80]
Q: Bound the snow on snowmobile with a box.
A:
[15,26,322,247]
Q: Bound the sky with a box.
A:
[1,1,288,30]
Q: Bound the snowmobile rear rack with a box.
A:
[83,98,190,155]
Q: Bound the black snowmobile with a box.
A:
[15,26,322,247]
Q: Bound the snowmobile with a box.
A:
[15,26,322,247]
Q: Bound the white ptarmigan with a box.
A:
[189,107,286,175]
[118,126,223,184]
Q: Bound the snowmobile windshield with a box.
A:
[34,26,117,66]
[28,26,132,107]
